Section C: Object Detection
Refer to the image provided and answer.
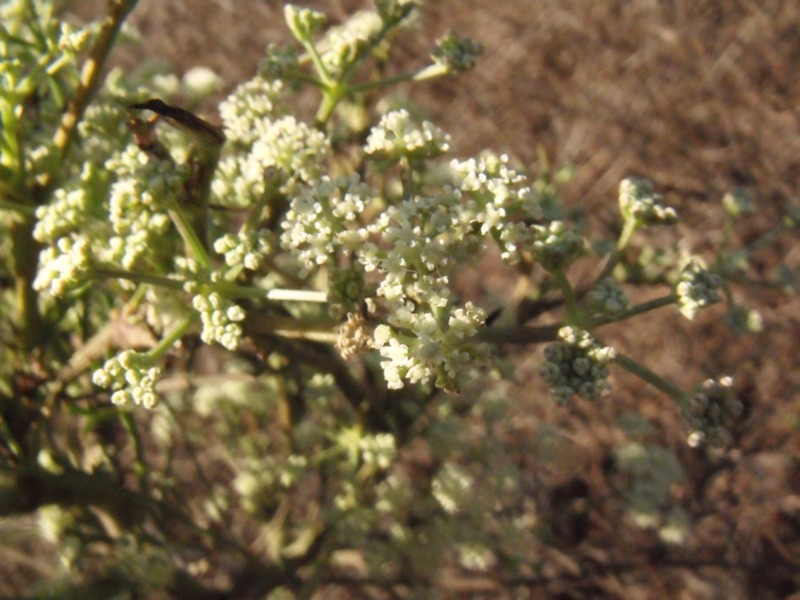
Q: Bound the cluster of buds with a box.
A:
[584,277,629,316]
[92,350,162,409]
[675,258,723,320]
[191,290,246,352]
[542,327,617,404]
[619,177,678,226]
[684,376,743,447]
[530,221,585,272]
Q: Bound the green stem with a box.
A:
[302,38,333,86]
[315,83,344,127]
[91,268,186,289]
[615,352,686,403]
[92,268,328,304]
[350,69,425,93]
[149,315,197,361]
[166,197,211,268]
[10,217,43,351]
[552,270,579,323]
[595,217,638,284]
[589,294,676,328]
[0,198,36,216]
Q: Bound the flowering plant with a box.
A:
[0,0,795,596]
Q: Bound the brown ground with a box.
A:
[9,1,800,598]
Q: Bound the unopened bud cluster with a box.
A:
[675,258,723,320]
[684,376,743,447]
[530,221,585,272]
[214,230,274,271]
[585,277,629,316]
[542,327,617,404]
[619,177,678,226]
[92,350,162,409]
[431,31,483,73]
[191,290,246,351]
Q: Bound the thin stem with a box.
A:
[0,198,36,216]
[595,217,638,284]
[92,268,328,304]
[400,157,414,201]
[148,315,197,361]
[244,314,340,344]
[552,270,579,323]
[51,0,139,165]
[315,83,344,127]
[166,196,211,268]
[350,69,426,93]
[615,352,686,402]
[589,294,676,328]
[92,268,186,289]
[475,324,561,345]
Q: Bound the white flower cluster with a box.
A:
[218,77,286,147]
[542,326,617,404]
[33,235,92,297]
[457,543,496,572]
[585,277,629,316]
[684,376,743,447]
[92,350,163,409]
[358,433,397,469]
[182,66,224,99]
[358,191,462,301]
[214,229,274,270]
[191,291,246,351]
[284,5,327,42]
[281,175,370,272]
[318,10,383,77]
[372,303,486,390]
[365,109,451,160]
[354,150,558,389]
[214,79,329,204]
[78,101,130,163]
[103,147,184,269]
[675,257,723,320]
[451,152,542,263]
[619,177,678,226]
[33,187,89,243]
[432,462,474,515]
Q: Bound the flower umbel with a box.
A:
[585,277,629,316]
[684,376,743,447]
[192,291,246,351]
[542,327,617,404]
[619,177,678,226]
[431,30,483,73]
[675,258,723,320]
[365,109,450,161]
[92,350,163,409]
